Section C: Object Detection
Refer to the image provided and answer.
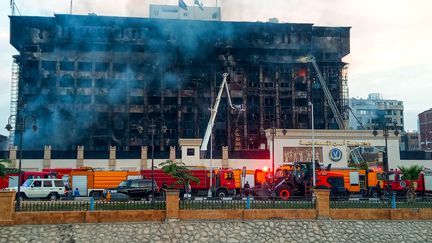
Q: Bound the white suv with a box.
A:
[7,178,66,201]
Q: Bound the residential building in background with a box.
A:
[419,108,432,150]
[400,131,420,151]
[9,14,350,153]
[349,93,404,131]
[0,135,7,151]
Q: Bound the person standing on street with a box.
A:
[244,181,250,197]
[73,188,80,197]
[185,180,192,199]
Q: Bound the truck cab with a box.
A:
[214,170,236,197]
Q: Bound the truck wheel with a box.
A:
[279,189,291,200]
[370,189,380,198]
[90,191,101,200]
[17,192,26,201]
[216,189,228,198]
[48,193,59,201]
[278,186,293,200]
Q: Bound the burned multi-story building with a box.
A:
[9,14,350,153]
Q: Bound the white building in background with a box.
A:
[266,129,400,169]
[349,93,404,131]
[149,5,221,21]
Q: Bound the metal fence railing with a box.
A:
[395,197,432,209]
[179,196,315,210]
[330,197,432,209]
[330,198,391,209]
[19,200,166,212]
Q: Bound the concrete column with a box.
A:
[169,146,176,162]
[165,189,180,221]
[109,146,116,170]
[315,189,330,219]
[77,146,84,168]
[0,191,15,226]
[222,146,229,168]
[141,146,148,169]
[43,145,51,169]
[8,146,17,168]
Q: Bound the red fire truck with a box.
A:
[0,171,57,189]
[141,168,238,197]
[381,169,432,195]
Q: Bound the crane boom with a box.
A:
[201,73,244,151]
[347,106,365,129]
[299,56,346,130]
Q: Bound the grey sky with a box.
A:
[1,0,431,136]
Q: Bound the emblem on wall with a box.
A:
[329,148,343,162]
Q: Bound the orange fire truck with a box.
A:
[329,168,383,197]
[69,167,141,199]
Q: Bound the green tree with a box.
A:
[348,161,368,170]
[0,159,19,178]
[398,165,423,201]
[159,160,200,188]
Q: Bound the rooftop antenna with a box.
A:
[10,0,21,15]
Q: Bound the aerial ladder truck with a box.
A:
[200,73,245,152]
[297,56,346,130]
[298,56,364,163]
[198,73,244,197]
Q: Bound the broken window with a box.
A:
[77,78,92,88]
[60,61,74,71]
[78,62,93,71]
[95,62,109,72]
[76,95,91,104]
[59,75,74,87]
[95,78,105,88]
[42,61,56,71]
[113,63,127,72]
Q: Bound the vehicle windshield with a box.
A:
[118,181,128,187]
[22,179,33,187]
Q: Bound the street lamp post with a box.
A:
[138,117,166,201]
[5,114,37,211]
[308,102,316,187]
[207,130,213,198]
[271,122,276,198]
[373,122,399,197]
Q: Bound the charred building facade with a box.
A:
[9,14,350,153]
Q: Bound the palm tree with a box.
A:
[398,165,423,201]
